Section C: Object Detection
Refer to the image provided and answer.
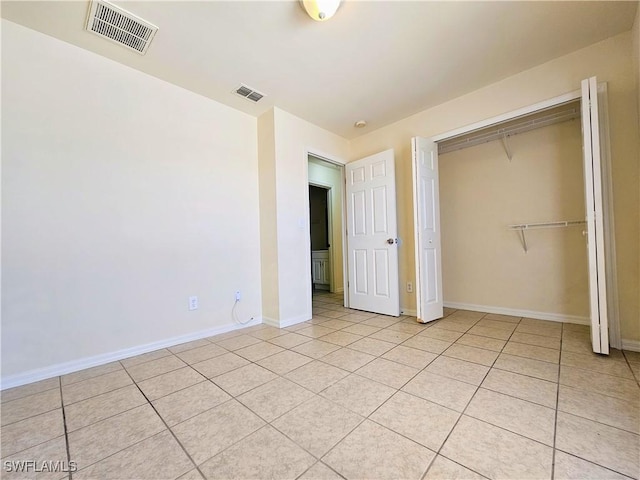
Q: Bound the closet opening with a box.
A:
[413,82,620,352]
[438,99,590,324]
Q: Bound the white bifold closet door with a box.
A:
[411,137,443,323]
[581,76,609,355]
[345,149,400,317]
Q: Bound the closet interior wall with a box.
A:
[438,115,589,320]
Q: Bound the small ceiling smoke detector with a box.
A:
[86,0,158,55]
[354,120,367,128]
[234,84,266,103]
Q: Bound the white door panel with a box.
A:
[346,149,400,316]
[412,137,443,323]
[581,76,609,355]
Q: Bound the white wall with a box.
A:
[1,20,262,384]
[258,108,349,327]
[350,31,640,342]
[273,108,350,324]
[258,111,280,322]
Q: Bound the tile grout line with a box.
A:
[554,409,640,437]
[59,363,129,388]
[62,359,188,408]
[423,313,527,480]
[623,353,640,385]
[559,360,638,381]
[553,450,637,480]
[58,376,73,480]
[1,405,66,429]
[119,364,208,480]
[621,351,640,387]
[294,460,347,480]
[64,404,148,437]
[1,385,63,406]
[552,323,563,480]
[418,311,492,480]
[271,394,367,476]
[554,327,639,479]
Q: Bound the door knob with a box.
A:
[387,238,396,245]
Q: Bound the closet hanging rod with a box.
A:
[439,106,580,155]
[508,220,585,253]
[508,220,586,230]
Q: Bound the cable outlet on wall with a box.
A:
[406,282,413,293]
[188,296,198,311]
[235,291,241,301]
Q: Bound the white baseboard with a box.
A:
[443,302,589,325]
[263,313,311,329]
[262,317,280,328]
[1,317,263,391]
[621,339,640,352]
[400,308,417,316]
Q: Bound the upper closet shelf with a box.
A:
[438,101,581,157]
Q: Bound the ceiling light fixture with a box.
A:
[301,0,341,21]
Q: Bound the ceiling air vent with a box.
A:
[234,84,265,103]
[86,0,158,55]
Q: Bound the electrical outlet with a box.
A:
[188,296,198,311]
[235,290,241,301]
[406,282,413,293]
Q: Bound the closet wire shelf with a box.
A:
[508,220,586,253]
[438,104,581,157]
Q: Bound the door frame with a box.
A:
[425,87,620,349]
[305,150,349,314]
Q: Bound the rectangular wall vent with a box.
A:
[234,84,265,103]
[86,0,158,55]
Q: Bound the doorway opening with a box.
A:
[309,184,331,292]
[307,154,347,313]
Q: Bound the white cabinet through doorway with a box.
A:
[312,250,330,290]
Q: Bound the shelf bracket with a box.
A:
[502,134,513,161]
[518,227,528,253]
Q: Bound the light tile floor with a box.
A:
[2,292,639,479]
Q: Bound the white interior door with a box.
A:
[346,149,400,316]
[412,137,443,323]
[581,76,609,355]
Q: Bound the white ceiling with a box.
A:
[2,1,637,139]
